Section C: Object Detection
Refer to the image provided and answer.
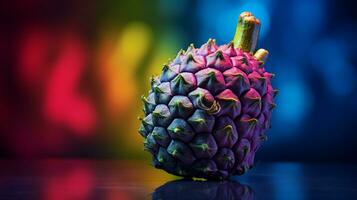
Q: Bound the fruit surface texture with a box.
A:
[139,12,276,179]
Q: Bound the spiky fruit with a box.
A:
[139,12,277,180]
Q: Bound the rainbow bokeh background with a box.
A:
[2,0,357,164]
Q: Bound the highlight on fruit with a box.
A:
[138,11,277,180]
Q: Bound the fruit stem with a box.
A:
[254,48,269,64]
[233,12,260,53]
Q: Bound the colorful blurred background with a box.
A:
[1,0,357,163]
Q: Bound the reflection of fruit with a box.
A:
[139,12,277,179]
[153,179,254,200]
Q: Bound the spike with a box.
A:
[141,119,150,126]
[162,64,169,71]
[172,49,185,64]
[223,125,233,134]
[151,129,157,135]
[239,56,249,65]
[138,125,147,137]
[152,111,162,118]
[192,118,205,124]
[273,89,279,97]
[252,97,261,104]
[215,50,224,60]
[258,77,267,81]
[233,73,244,80]
[141,95,147,102]
[269,103,277,111]
[200,143,209,151]
[260,134,268,141]
[247,118,258,126]
[186,53,195,63]
[174,74,188,85]
[227,41,234,47]
[221,41,237,56]
[154,86,163,94]
[173,127,182,133]
[178,49,185,55]
[207,70,216,78]
[150,76,159,87]
[157,156,164,163]
[243,146,249,155]
[207,38,216,46]
[187,43,195,52]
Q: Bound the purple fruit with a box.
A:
[139,12,277,179]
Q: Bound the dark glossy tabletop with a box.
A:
[0,160,356,200]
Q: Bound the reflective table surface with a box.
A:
[0,160,356,199]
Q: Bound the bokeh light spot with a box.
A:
[274,64,313,130]
[310,38,356,96]
[292,0,324,34]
